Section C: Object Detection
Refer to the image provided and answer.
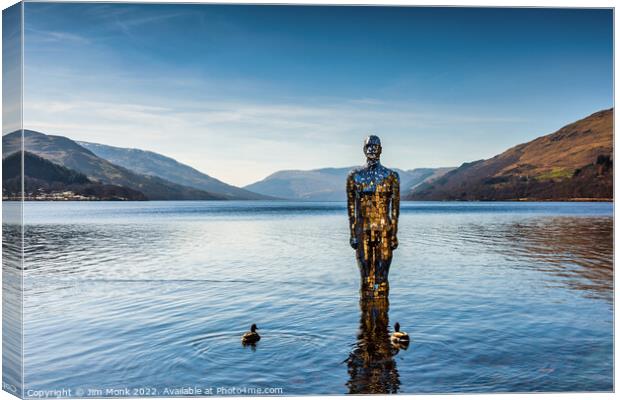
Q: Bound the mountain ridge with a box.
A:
[3,108,611,202]
[77,141,271,200]
[407,109,613,201]
[244,166,454,201]
[2,130,225,200]
[3,151,147,200]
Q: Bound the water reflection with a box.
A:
[346,295,402,394]
[18,202,613,393]
[3,220,24,396]
[459,217,613,301]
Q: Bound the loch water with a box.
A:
[8,201,614,395]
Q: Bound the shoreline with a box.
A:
[2,198,614,203]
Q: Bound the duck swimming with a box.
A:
[241,324,260,344]
[390,322,409,344]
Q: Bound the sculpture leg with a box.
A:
[355,232,373,297]
[355,234,371,288]
[376,229,393,296]
[356,231,392,298]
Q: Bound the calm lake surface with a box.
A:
[15,201,614,394]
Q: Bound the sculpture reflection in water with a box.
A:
[347,135,400,298]
[346,296,406,394]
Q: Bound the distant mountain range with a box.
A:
[407,109,613,201]
[243,167,454,201]
[77,141,271,200]
[2,130,234,200]
[3,151,147,200]
[1,109,613,201]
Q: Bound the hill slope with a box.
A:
[2,130,224,200]
[78,141,271,200]
[3,151,147,200]
[244,166,453,201]
[407,109,613,201]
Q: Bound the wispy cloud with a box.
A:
[26,28,91,45]
[19,4,610,186]
[25,7,188,47]
[24,95,530,186]
[112,10,188,41]
[115,11,188,29]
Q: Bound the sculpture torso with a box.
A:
[348,163,399,233]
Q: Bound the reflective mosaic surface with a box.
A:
[347,136,400,298]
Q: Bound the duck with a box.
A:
[390,322,409,344]
[241,324,260,344]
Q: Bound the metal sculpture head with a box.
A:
[363,135,382,160]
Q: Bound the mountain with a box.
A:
[3,151,147,200]
[2,130,225,200]
[244,166,453,201]
[407,109,613,201]
[404,167,456,190]
[77,141,271,200]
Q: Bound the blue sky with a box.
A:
[17,3,613,186]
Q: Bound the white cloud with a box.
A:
[26,28,91,45]
[23,95,529,186]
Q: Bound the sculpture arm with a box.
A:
[390,172,400,249]
[346,173,358,249]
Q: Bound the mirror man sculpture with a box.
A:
[347,135,400,298]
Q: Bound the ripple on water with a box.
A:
[18,202,613,393]
[191,330,329,362]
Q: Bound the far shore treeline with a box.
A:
[2,109,613,202]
